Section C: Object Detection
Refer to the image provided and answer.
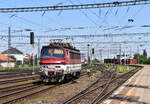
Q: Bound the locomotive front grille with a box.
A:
[48,71,55,76]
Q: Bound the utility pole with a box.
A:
[37,39,40,65]
[119,44,122,64]
[32,44,35,74]
[130,46,132,58]
[99,49,102,62]
[124,46,126,65]
[30,32,35,74]
[137,46,140,64]
[108,48,110,59]
[7,27,11,67]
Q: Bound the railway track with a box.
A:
[0,84,57,104]
[0,64,140,104]
[62,66,142,104]
[0,69,89,104]
[0,73,33,79]
[0,69,39,72]
[0,81,41,93]
[0,69,39,76]
[0,75,40,84]
[0,73,87,94]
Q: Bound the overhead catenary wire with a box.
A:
[0,0,149,13]
[76,0,110,26]
[11,14,51,28]
[0,32,150,38]
[0,24,145,33]
[68,0,101,29]
[11,41,150,46]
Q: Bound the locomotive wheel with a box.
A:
[58,75,66,83]
[76,71,81,78]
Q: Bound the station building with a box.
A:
[2,47,24,64]
[0,53,15,67]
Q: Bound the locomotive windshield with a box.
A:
[41,48,64,58]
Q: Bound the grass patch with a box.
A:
[27,87,71,104]
[116,65,133,72]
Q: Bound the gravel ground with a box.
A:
[26,72,101,104]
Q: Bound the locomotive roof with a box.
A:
[42,42,80,52]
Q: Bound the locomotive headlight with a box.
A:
[66,66,69,70]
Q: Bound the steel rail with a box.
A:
[1,85,56,104]
[1,71,89,104]
[0,75,40,84]
[0,85,42,98]
[0,73,32,79]
[63,66,141,104]
[0,0,150,13]
[62,65,113,104]
[91,67,141,104]
[62,75,107,104]
[91,74,115,104]
[0,81,39,91]
[0,82,40,93]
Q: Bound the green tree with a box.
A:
[133,50,149,64]
[143,49,147,58]
[139,55,147,64]
[146,57,150,64]
[134,53,140,60]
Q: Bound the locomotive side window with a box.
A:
[70,52,80,59]
[41,48,64,58]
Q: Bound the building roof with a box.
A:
[0,53,14,62]
[2,47,23,55]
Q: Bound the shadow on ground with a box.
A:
[108,94,148,104]
[124,84,150,89]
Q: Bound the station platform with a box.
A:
[102,65,150,104]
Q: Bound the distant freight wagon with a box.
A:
[104,59,137,64]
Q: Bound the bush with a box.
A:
[16,60,22,65]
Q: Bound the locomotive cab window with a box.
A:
[41,48,64,58]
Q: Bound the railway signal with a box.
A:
[30,32,34,44]
[92,48,94,55]
[87,44,90,64]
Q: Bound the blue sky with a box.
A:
[0,0,150,59]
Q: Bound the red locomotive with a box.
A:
[39,42,81,82]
